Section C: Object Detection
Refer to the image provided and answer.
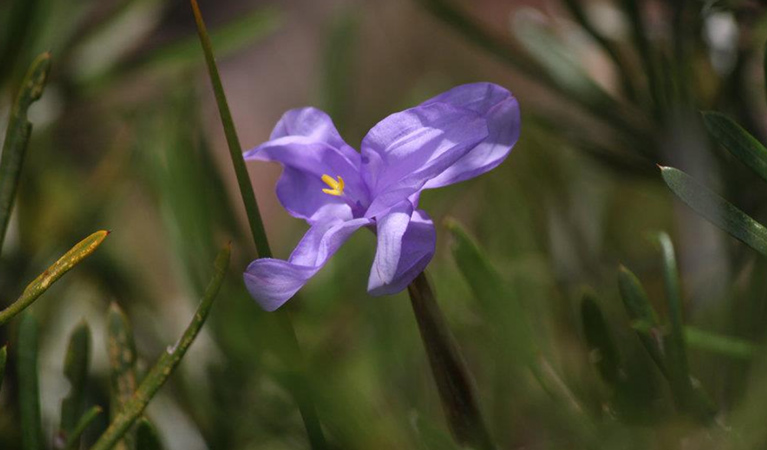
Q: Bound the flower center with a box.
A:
[321,174,345,197]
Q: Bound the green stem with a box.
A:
[89,245,230,450]
[189,2,328,448]
[18,314,43,450]
[407,272,495,450]
[64,406,103,450]
[0,52,51,255]
[0,230,109,326]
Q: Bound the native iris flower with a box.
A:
[243,83,520,311]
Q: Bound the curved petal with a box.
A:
[421,83,521,189]
[368,203,436,296]
[244,217,371,311]
[360,103,488,218]
[244,108,369,223]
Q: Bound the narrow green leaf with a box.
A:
[445,218,535,363]
[619,0,664,115]
[631,321,756,360]
[655,233,693,409]
[189,3,328,448]
[580,293,621,386]
[135,418,163,450]
[58,321,92,449]
[0,0,42,87]
[0,52,51,254]
[0,345,6,392]
[63,406,102,450]
[660,166,767,256]
[189,0,271,259]
[90,244,230,450]
[107,303,137,450]
[18,314,43,450]
[321,8,358,131]
[617,265,667,375]
[0,230,110,326]
[702,111,767,183]
[407,272,495,450]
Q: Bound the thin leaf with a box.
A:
[89,244,230,450]
[660,166,767,256]
[617,265,667,375]
[702,111,767,183]
[107,303,137,450]
[0,0,42,87]
[18,314,43,450]
[581,293,621,386]
[320,7,358,132]
[631,321,756,360]
[407,272,495,450]
[58,321,92,449]
[189,2,328,448]
[63,406,103,450]
[0,52,51,254]
[0,230,110,326]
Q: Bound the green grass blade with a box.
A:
[0,52,51,254]
[655,233,693,407]
[445,218,535,363]
[660,166,767,256]
[617,265,667,375]
[107,303,137,450]
[0,0,42,87]
[0,345,6,392]
[89,244,230,450]
[18,314,43,450]
[189,0,271,258]
[684,327,756,360]
[0,230,110,326]
[580,293,621,386]
[702,111,767,183]
[135,418,163,450]
[58,321,92,448]
[63,406,103,450]
[189,2,328,448]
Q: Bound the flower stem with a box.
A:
[189,2,328,448]
[408,272,495,450]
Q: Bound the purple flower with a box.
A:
[243,83,520,311]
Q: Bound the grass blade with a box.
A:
[702,111,767,183]
[631,321,757,360]
[0,0,42,87]
[63,406,103,450]
[660,166,767,256]
[617,265,667,375]
[189,2,328,448]
[58,321,92,449]
[407,272,495,450]
[0,52,51,254]
[580,293,621,386]
[89,244,230,450]
[107,303,137,450]
[0,230,110,326]
[18,314,43,450]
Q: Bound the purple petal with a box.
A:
[368,203,436,296]
[361,103,488,218]
[244,108,369,223]
[244,217,371,311]
[421,83,520,188]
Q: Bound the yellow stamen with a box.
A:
[321,174,345,197]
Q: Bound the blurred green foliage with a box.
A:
[4,0,767,449]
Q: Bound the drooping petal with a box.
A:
[244,108,369,223]
[244,217,371,311]
[421,83,521,189]
[368,202,436,296]
[360,103,488,218]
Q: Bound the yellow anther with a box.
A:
[321,174,345,197]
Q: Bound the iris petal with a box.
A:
[368,202,436,296]
[421,83,521,188]
[360,102,488,218]
[244,217,371,311]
